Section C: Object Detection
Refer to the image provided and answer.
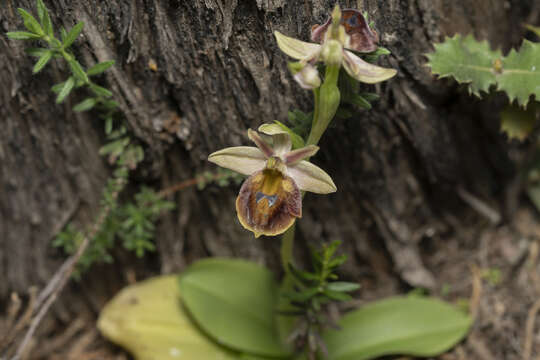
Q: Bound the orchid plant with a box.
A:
[97,5,472,360]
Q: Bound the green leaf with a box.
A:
[88,60,115,76]
[56,77,75,103]
[36,0,53,36]
[322,289,352,301]
[6,31,42,40]
[33,50,53,73]
[63,21,84,49]
[89,83,113,98]
[273,120,305,149]
[498,40,540,106]
[323,296,472,360]
[426,34,501,96]
[17,8,44,35]
[326,282,361,293]
[68,60,89,83]
[73,98,97,112]
[179,258,291,357]
[97,275,240,360]
[500,103,538,141]
[25,47,49,57]
[348,94,371,109]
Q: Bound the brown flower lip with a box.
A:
[208,125,337,237]
[311,8,379,53]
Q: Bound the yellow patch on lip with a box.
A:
[236,169,302,238]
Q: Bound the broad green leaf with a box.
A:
[56,77,75,103]
[6,31,42,40]
[88,60,115,76]
[323,296,472,360]
[73,97,97,112]
[17,8,43,35]
[498,40,540,106]
[97,275,240,360]
[63,21,84,49]
[33,50,53,73]
[179,258,291,358]
[426,34,501,96]
[274,121,305,149]
[36,0,53,36]
[500,103,538,141]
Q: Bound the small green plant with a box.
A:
[6,0,170,272]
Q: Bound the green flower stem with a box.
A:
[306,64,341,146]
[280,64,342,276]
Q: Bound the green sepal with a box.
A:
[273,120,305,149]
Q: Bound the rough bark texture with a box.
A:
[1,0,540,355]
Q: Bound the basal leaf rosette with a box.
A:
[208,125,336,238]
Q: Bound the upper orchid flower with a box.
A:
[208,124,336,238]
[274,6,396,88]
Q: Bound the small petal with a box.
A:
[258,124,292,155]
[236,170,301,238]
[287,160,337,194]
[284,145,319,165]
[342,50,397,84]
[247,129,274,158]
[293,64,321,89]
[208,146,266,175]
[274,31,321,60]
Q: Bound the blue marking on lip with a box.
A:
[256,192,278,207]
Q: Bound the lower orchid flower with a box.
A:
[208,124,336,238]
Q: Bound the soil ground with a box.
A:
[4,203,540,360]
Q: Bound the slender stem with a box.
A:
[280,222,296,273]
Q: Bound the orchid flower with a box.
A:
[208,124,336,238]
[274,6,396,88]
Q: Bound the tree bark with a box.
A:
[1,0,538,351]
